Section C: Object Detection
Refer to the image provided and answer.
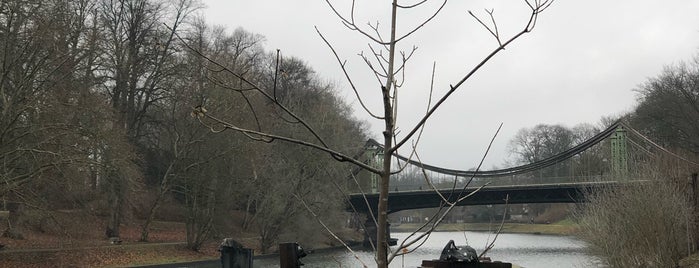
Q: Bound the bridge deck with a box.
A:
[348,181,632,214]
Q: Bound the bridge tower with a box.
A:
[610,126,628,180]
[365,143,383,193]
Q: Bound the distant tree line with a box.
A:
[390,56,699,223]
[575,56,699,267]
[0,0,368,252]
[506,56,699,183]
[511,56,699,267]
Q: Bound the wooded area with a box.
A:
[0,0,367,252]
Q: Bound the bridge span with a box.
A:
[347,181,636,214]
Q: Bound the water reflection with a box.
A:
[254,231,602,268]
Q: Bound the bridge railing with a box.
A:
[387,174,653,193]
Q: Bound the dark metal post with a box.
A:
[280,242,306,268]
[219,238,253,268]
[362,216,397,247]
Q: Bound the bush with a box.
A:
[575,180,694,267]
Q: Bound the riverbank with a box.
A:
[392,220,578,235]
[0,211,575,267]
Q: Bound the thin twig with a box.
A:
[388,61,436,175]
[388,120,503,262]
[387,183,489,263]
[315,27,384,119]
[468,9,502,46]
[457,123,503,198]
[192,111,382,174]
[294,193,369,268]
[393,0,448,44]
[333,178,377,252]
[323,0,388,45]
[397,0,428,9]
[479,194,510,258]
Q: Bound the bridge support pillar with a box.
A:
[362,216,397,248]
[611,126,628,180]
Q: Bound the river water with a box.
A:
[254,231,602,268]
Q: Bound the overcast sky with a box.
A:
[202,0,699,170]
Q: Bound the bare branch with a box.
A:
[348,174,376,221]
[367,21,388,45]
[323,0,390,45]
[334,176,378,252]
[392,2,550,153]
[409,148,449,203]
[368,44,389,77]
[359,51,388,84]
[272,49,281,101]
[397,0,428,9]
[193,111,382,174]
[294,193,369,268]
[394,206,444,256]
[387,183,489,263]
[393,46,418,88]
[394,0,447,43]
[388,61,436,176]
[479,194,509,258]
[468,9,502,46]
[387,121,502,261]
[316,28,386,121]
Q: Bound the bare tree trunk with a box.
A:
[106,184,123,239]
[3,202,24,239]
[377,100,394,266]
[242,164,259,230]
[376,1,399,266]
[242,195,255,230]
[140,162,175,241]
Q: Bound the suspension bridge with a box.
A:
[345,120,698,247]
[346,120,698,214]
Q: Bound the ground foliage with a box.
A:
[575,180,694,267]
[0,210,362,267]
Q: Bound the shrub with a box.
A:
[575,180,694,267]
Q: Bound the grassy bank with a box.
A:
[392,220,578,235]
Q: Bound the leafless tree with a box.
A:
[633,56,699,154]
[0,0,147,240]
[96,0,199,239]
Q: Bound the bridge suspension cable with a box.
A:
[623,124,699,167]
[364,119,698,179]
[365,120,630,178]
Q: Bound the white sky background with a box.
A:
[202,0,699,170]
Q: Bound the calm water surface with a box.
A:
[254,231,602,268]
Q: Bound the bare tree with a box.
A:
[570,123,607,180]
[632,57,699,154]
[0,0,148,240]
[96,0,199,239]
[189,0,553,266]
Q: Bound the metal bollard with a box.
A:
[279,242,306,268]
[219,238,253,268]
